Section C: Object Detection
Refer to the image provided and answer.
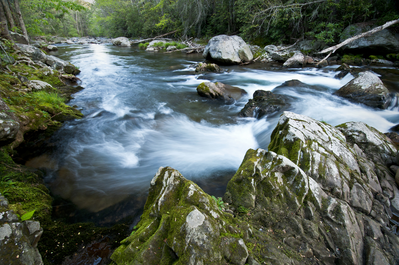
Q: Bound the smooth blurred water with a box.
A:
[35,44,399,224]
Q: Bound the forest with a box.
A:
[1,0,399,46]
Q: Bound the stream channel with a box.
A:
[28,44,399,226]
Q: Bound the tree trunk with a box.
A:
[0,0,11,40]
[14,0,28,43]
[1,0,15,30]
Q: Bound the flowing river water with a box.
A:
[28,44,399,226]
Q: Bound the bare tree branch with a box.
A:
[318,18,399,55]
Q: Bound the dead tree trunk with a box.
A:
[14,0,28,43]
[317,18,399,65]
[1,0,15,30]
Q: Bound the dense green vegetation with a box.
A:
[3,0,398,45]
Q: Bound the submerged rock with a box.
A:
[334,71,392,109]
[203,35,253,64]
[239,90,288,118]
[197,81,247,104]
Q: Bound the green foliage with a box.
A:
[21,210,36,221]
[387,53,399,60]
[211,195,225,210]
[138,42,150,49]
[237,205,249,214]
[342,54,364,65]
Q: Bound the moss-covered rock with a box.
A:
[111,167,250,265]
[196,81,247,104]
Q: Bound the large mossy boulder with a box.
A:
[334,71,392,109]
[111,167,250,265]
[113,112,399,265]
[203,35,253,64]
[197,81,247,104]
[340,22,399,54]
[239,90,288,118]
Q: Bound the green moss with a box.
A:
[0,148,52,225]
[197,82,211,94]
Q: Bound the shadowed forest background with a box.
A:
[3,0,399,45]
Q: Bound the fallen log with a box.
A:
[316,18,399,66]
[131,30,179,44]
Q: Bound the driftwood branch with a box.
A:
[131,30,179,44]
[316,18,399,66]
[318,19,399,55]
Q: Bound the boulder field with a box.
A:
[111,111,399,265]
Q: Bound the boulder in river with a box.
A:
[203,35,253,64]
[239,90,288,118]
[0,98,20,147]
[340,22,399,54]
[283,51,314,68]
[197,81,247,104]
[112,37,131,47]
[334,71,392,109]
[112,111,399,265]
[195,62,221,73]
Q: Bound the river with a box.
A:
[31,44,399,226]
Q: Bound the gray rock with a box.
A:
[283,52,314,68]
[334,71,392,109]
[0,98,20,146]
[0,195,44,265]
[197,82,247,104]
[10,31,29,44]
[203,35,253,64]
[166,45,177,51]
[239,90,287,118]
[28,80,53,90]
[195,62,221,73]
[264,45,293,62]
[112,37,131,47]
[47,45,58,51]
[16,44,80,74]
[340,23,399,53]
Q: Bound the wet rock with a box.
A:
[340,22,399,53]
[16,43,47,62]
[0,98,20,147]
[197,81,247,104]
[112,37,131,47]
[195,62,221,73]
[203,35,253,64]
[283,52,314,68]
[334,71,392,109]
[0,194,44,265]
[239,90,287,118]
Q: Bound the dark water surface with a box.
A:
[31,44,399,225]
